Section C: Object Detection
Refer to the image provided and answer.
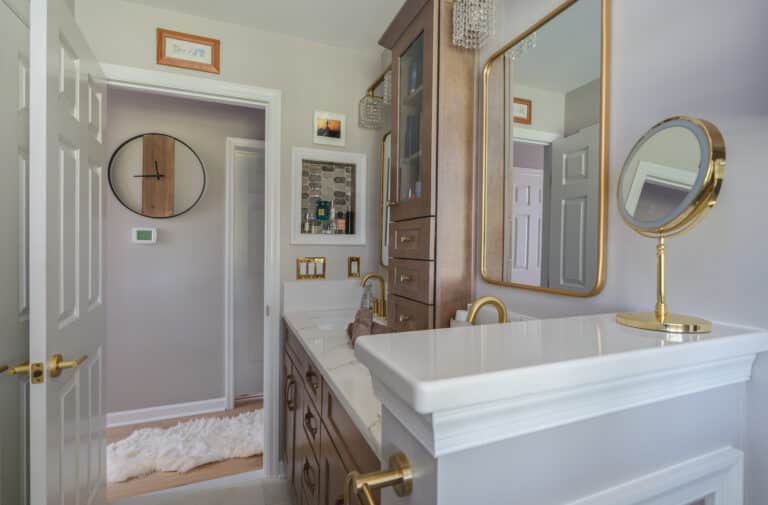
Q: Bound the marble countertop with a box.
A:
[283,308,382,454]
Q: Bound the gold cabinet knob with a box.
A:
[399,235,413,243]
[398,314,411,323]
[48,354,88,378]
[399,274,412,283]
[387,200,399,207]
[344,452,413,505]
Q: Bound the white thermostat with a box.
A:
[131,228,157,244]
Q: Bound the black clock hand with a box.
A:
[133,160,166,179]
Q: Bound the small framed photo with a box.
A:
[513,97,533,125]
[157,28,221,74]
[313,111,347,147]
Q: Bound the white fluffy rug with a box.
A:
[107,410,264,483]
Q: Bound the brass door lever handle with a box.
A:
[48,354,88,378]
[4,361,45,384]
[4,362,30,376]
[344,452,413,505]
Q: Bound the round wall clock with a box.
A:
[108,133,206,219]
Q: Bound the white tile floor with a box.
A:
[114,472,291,505]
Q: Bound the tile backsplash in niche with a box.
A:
[301,159,356,234]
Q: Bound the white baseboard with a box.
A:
[106,397,228,428]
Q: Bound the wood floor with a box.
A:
[107,401,264,502]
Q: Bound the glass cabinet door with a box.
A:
[397,34,424,203]
[390,3,434,222]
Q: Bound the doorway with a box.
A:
[104,84,269,500]
[96,66,280,500]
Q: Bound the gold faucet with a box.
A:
[467,296,508,325]
[360,273,387,318]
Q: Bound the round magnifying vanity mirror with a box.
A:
[617,116,725,333]
[108,133,206,219]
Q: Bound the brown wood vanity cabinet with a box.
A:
[382,0,475,330]
[283,326,380,505]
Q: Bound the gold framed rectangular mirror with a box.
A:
[380,131,392,267]
[480,0,610,296]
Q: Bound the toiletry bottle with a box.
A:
[336,211,346,233]
[360,284,373,310]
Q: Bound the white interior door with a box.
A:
[29,1,107,504]
[547,123,599,293]
[504,168,544,285]
[0,2,30,504]
[231,138,266,402]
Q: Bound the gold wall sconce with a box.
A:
[296,257,327,280]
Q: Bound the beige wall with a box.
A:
[476,1,768,502]
[564,78,600,136]
[75,0,385,287]
[104,88,265,412]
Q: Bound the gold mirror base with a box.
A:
[616,312,712,334]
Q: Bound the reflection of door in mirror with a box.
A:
[548,124,600,292]
[504,151,544,285]
[0,3,29,503]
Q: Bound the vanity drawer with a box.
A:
[389,258,434,304]
[389,217,435,260]
[286,327,323,409]
[322,385,380,476]
[388,295,434,331]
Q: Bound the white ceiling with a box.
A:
[121,0,405,51]
[511,0,602,94]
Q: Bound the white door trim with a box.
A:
[101,64,283,478]
[224,137,266,410]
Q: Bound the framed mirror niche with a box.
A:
[480,0,609,296]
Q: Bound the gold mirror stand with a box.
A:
[617,236,711,333]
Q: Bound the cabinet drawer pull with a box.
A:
[399,235,413,243]
[303,460,316,495]
[285,375,297,412]
[305,369,320,393]
[304,409,318,438]
[387,200,399,207]
[399,274,412,283]
[398,314,411,323]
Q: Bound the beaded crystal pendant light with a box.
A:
[358,70,392,130]
[453,0,495,49]
[359,94,385,129]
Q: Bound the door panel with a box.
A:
[504,168,543,285]
[548,124,599,293]
[29,1,107,504]
[0,2,30,504]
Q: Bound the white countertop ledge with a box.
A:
[355,314,768,456]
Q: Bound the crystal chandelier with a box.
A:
[358,69,392,130]
[453,0,495,50]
